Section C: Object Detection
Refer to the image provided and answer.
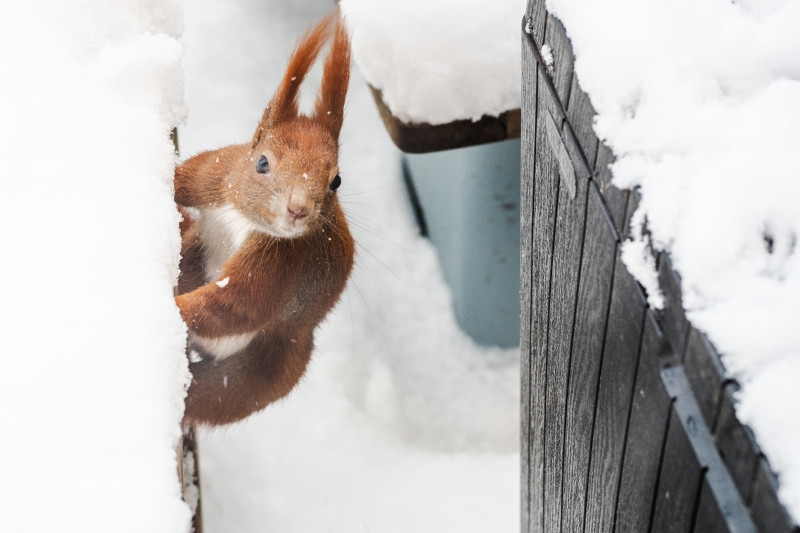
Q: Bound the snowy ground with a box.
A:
[546,0,800,521]
[181,1,520,532]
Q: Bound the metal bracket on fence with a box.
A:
[660,366,757,533]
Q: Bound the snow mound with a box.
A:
[0,1,190,532]
[340,0,527,125]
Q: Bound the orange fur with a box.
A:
[314,18,350,140]
[252,14,334,147]
[175,13,354,426]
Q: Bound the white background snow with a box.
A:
[547,0,800,521]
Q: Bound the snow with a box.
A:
[182,451,200,517]
[0,1,189,533]
[540,44,554,70]
[182,0,519,531]
[339,0,527,125]
[215,277,229,288]
[620,208,665,309]
[547,0,800,521]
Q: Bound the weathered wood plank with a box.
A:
[520,31,538,533]
[595,142,630,234]
[661,366,756,533]
[651,409,704,533]
[181,424,204,533]
[526,61,562,533]
[749,456,798,533]
[693,477,731,533]
[540,91,591,533]
[369,85,520,153]
[566,77,598,170]
[683,328,725,430]
[615,313,672,532]
[584,256,647,532]
[524,6,796,533]
[560,183,619,533]
[561,121,593,185]
[714,383,758,504]
[525,0,547,51]
[654,254,691,358]
[543,14,574,107]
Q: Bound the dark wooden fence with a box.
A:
[520,1,798,531]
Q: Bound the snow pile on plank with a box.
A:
[0,2,190,532]
[339,0,527,125]
[547,0,800,521]
[181,1,520,531]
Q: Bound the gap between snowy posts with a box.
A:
[180,0,521,531]
[546,0,800,522]
[0,2,191,533]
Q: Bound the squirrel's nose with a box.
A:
[287,203,309,221]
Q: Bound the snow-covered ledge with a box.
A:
[340,0,527,152]
[547,0,800,522]
[1,2,191,531]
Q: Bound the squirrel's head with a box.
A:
[232,13,350,239]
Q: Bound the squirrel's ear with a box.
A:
[252,14,335,148]
[314,15,350,142]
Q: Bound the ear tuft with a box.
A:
[314,15,350,142]
[252,14,336,148]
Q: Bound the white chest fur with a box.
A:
[191,204,261,360]
[197,205,259,283]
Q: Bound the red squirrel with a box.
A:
[174,14,354,426]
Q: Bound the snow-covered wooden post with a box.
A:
[343,1,526,348]
[179,425,203,533]
[520,0,796,531]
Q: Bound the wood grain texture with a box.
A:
[527,61,562,533]
[661,366,757,533]
[520,31,538,533]
[560,183,619,533]
[541,92,590,533]
[654,254,691,358]
[525,0,547,51]
[651,409,704,533]
[615,313,672,532]
[543,14,574,107]
[749,457,799,533]
[561,120,593,184]
[566,77,598,169]
[714,384,759,504]
[584,256,647,532]
[684,327,725,429]
[522,5,796,532]
[595,142,630,234]
[693,477,731,533]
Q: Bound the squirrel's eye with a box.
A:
[330,174,341,191]
[256,155,269,174]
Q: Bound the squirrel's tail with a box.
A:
[184,331,314,426]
